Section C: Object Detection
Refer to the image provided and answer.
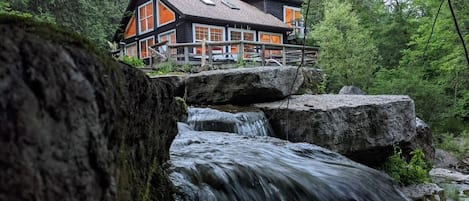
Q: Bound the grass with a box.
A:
[437,130,469,159]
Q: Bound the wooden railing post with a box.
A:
[208,45,213,65]
[282,47,287,66]
[184,46,189,64]
[201,39,206,66]
[239,41,244,60]
[261,44,266,66]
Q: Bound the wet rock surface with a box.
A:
[253,94,416,166]
[0,17,177,201]
[185,66,304,105]
[401,183,444,201]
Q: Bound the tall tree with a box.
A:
[309,0,380,92]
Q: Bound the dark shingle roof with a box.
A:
[167,0,290,29]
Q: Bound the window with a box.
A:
[222,0,239,9]
[138,1,154,34]
[158,2,175,26]
[125,43,138,58]
[284,6,305,37]
[200,0,215,6]
[139,36,155,59]
[193,24,225,54]
[259,32,283,57]
[228,28,255,57]
[158,30,176,54]
[124,15,137,39]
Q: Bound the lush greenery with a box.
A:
[306,0,469,155]
[2,0,128,48]
[119,55,145,68]
[383,148,431,185]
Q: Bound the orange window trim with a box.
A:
[124,15,137,39]
[158,2,175,25]
[285,8,293,27]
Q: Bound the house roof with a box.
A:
[168,0,290,29]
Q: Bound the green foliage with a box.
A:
[383,148,431,186]
[437,131,469,159]
[147,61,176,76]
[309,0,379,93]
[119,56,144,68]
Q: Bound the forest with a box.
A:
[1,0,468,158]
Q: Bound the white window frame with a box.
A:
[138,1,154,35]
[192,23,226,43]
[125,42,138,57]
[283,5,302,25]
[139,36,155,59]
[227,28,256,41]
[158,29,177,53]
[156,0,176,27]
[258,32,283,44]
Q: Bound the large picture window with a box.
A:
[284,6,305,37]
[193,24,225,54]
[138,1,154,34]
[158,30,176,54]
[228,28,255,57]
[140,36,155,59]
[158,2,175,26]
[125,43,138,58]
[259,32,283,57]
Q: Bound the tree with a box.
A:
[309,0,380,92]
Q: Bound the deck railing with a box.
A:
[149,40,319,67]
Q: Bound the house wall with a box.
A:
[241,0,303,22]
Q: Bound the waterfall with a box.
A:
[170,107,410,201]
[187,107,273,136]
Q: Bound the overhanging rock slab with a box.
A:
[185,66,304,105]
[253,94,417,166]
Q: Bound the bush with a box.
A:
[119,55,144,68]
[383,148,431,186]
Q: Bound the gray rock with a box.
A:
[253,94,416,166]
[401,183,445,201]
[296,68,323,95]
[433,149,461,169]
[0,19,178,201]
[338,86,367,95]
[401,117,436,161]
[430,168,469,184]
[150,74,186,97]
[185,66,304,105]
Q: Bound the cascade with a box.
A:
[170,108,410,201]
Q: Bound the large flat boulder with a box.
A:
[253,94,416,166]
[185,66,304,105]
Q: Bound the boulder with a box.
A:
[401,183,445,201]
[296,68,323,95]
[150,74,186,97]
[432,149,460,169]
[0,16,178,201]
[401,117,436,161]
[429,168,469,183]
[185,66,304,105]
[253,94,416,166]
[338,86,367,95]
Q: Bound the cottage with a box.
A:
[114,0,306,61]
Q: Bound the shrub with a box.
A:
[119,55,144,68]
[383,148,431,186]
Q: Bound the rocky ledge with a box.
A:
[0,16,178,201]
[185,66,304,105]
[253,94,417,166]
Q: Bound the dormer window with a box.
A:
[200,0,215,6]
[138,1,154,34]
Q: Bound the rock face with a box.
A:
[185,66,304,105]
[296,68,322,95]
[401,183,445,201]
[0,16,178,201]
[401,117,436,161]
[253,94,416,166]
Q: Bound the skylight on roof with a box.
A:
[200,0,215,6]
[222,0,240,9]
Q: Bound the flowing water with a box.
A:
[169,108,410,201]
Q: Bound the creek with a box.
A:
[169,107,410,201]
